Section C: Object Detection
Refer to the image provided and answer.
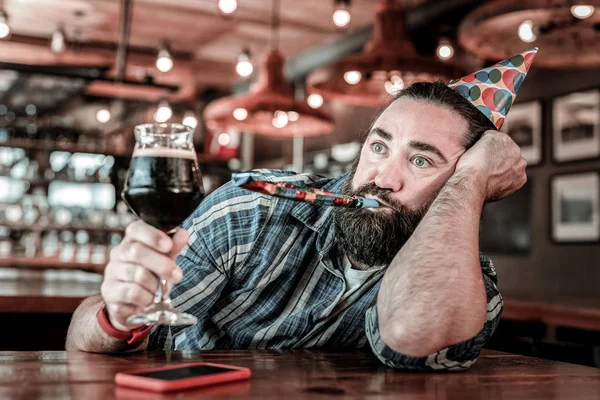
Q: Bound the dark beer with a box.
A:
[122,148,204,232]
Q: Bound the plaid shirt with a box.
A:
[150,169,503,371]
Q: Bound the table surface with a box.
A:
[0,349,599,399]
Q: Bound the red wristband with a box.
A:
[96,305,151,345]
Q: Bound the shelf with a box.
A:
[2,223,125,234]
[503,294,600,332]
[0,278,101,313]
[0,138,131,157]
[0,138,228,163]
[0,256,107,272]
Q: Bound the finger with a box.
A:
[113,241,181,281]
[103,281,155,308]
[110,263,159,296]
[125,220,172,253]
[168,228,190,258]
[105,302,145,329]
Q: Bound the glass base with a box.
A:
[127,303,198,326]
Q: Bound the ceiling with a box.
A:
[0,0,417,89]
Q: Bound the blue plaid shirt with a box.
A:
[150,169,503,371]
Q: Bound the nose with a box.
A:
[373,160,404,192]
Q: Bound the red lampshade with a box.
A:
[307,0,464,107]
[204,49,334,138]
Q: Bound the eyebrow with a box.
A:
[368,127,449,163]
[408,140,448,163]
[368,127,393,141]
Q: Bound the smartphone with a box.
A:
[114,362,251,393]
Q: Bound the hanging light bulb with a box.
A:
[156,42,173,73]
[50,24,67,53]
[0,10,10,39]
[218,0,238,15]
[332,0,351,28]
[272,110,289,128]
[182,111,198,128]
[218,132,231,146]
[384,74,404,95]
[96,107,111,124]
[571,5,595,19]
[287,111,299,122]
[233,108,248,121]
[236,47,254,77]
[343,70,361,85]
[307,94,324,109]
[436,37,454,61]
[154,100,172,122]
[518,20,536,43]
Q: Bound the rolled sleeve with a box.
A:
[365,254,503,371]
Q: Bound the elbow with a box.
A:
[65,321,88,352]
[379,318,483,358]
[380,323,448,357]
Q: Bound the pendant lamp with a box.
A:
[307,0,464,107]
[204,0,333,138]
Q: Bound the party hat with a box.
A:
[447,48,538,130]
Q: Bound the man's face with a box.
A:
[335,97,468,268]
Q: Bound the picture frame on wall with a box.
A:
[501,101,542,166]
[552,89,600,163]
[550,172,600,243]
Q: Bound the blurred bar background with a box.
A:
[0,0,598,366]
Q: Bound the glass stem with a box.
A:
[156,278,171,304]
[154,227,177,304]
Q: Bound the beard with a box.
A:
[334,164,432,269]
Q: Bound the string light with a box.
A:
[307,94,324,109]
[218,0,238,15]
[96,107,111,124]
[343,70,361,85]
[272,110,288,128]
[436,38,454,61]
[571,5,595,19]
[233,108,248,121]
[0,10,10,39]
[218,132,231,146]
[154,100,172,122]
[518,20,536,43]
[156,42,173,73]
[332,0,351,28]
[236,47,254,77]
[182,111,198,129]
[287,111,299,122]
[50,24,67,53]
[384,74,404,95]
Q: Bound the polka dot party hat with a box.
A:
[447,48,538,130]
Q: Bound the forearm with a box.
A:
[65,295,149,353]
[377,168,487,356]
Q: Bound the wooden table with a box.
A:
[0,350,599,399]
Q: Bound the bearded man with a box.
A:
[67,50,536,371]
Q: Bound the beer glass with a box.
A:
[122,123,204,326]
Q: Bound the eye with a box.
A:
[411,156,431,168]
[371,142,387,154]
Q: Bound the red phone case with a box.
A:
[114,362,251,393]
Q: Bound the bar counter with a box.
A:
[0,349,599,399]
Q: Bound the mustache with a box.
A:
[351,182,402,212]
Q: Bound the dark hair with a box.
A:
[390,81,497,148]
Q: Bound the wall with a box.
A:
[488,67,600,298]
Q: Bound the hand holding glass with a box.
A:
[122,123,204,326]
